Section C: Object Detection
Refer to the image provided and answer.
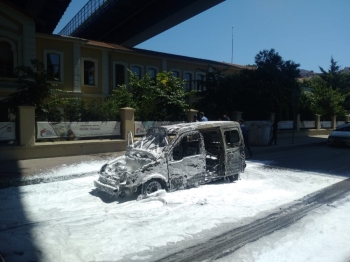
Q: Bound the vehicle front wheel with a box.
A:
[142,179,163,195]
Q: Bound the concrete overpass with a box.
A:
[58,0,225,46]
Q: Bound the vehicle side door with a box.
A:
[222,127,245,176]
[167,131,206,191]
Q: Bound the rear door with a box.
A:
[222,127,244,176]
[167,131,206,190]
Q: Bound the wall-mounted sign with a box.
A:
[37,121,121,139]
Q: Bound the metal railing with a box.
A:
[58,0,114,36]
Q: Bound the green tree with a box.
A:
[128,70,194,121]
[319,57,341,90]
[318,58,350,112]
[4,59,62,120]
[252,49,300,119]
[196,49,300,120]
[103,85,135,121]
[340,72,350,112]
[297,88,315,120]
[301,77,346,117]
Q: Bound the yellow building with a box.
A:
[0,0,248,120]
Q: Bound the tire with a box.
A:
[228,174,239,182]
[142,179,163,195]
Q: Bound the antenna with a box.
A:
[231,27,233,64]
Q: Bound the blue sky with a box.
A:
[54,0,349,73]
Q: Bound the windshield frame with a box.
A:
[130,127,170,155]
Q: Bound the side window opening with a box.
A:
[172,133,201,161]
[224,129,240,147]
[200,129,222,173]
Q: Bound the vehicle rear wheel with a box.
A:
[228,174,239,182]
[142,179,163,195]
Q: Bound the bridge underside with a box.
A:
[61,0,224,47]
[7,0,71,34]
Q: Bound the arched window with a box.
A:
[81,57,98,87]
[0,41,14,78]
[46,53,60,81]
[147,67,157,83]
[115,64,125,87]
[196,73,205,91]
[131,66,141,79]
[44,49,64,82]
[172,70,180,78]
[84,60,95,85]
[184,72,192,91]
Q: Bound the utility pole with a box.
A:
[231,27,233,64]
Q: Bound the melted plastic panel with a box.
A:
[129,157,169,187]
[168,156,206,190]
[223,129,246,175]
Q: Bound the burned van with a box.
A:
[94,121,246,197]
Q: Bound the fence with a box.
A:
[277,120,346,130]
[1,107,349,145]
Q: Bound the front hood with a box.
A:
[100,148,157,178]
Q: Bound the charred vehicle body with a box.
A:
[94,121,246,197]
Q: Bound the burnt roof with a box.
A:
[163,121,240,135]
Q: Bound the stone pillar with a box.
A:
[18,106,36,146]
[120,107,135,140]
[232,111,243,121]
[296,114,301,131]
[345,115,350,123]
[331,115,336,129]
[315,114,321,130]
[187,109,198,122]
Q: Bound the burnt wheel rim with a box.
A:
[145,181,162,194]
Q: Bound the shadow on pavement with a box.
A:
[89,188,138,204]
[0,160,40,262]
[251,136,350,178]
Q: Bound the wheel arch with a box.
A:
[138,174,168,191]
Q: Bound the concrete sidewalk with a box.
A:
[251,134,328,156]
[0,134,329,188]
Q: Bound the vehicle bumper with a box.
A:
[94,180,120,195]
[327,139,350,146]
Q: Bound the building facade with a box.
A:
[0,1,247,120]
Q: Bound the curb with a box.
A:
[0,142,327,189]
[0,171,98,189]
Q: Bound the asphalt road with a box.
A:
[252,145,350,177]
[154,145,350,261]
[156,178,350,262]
